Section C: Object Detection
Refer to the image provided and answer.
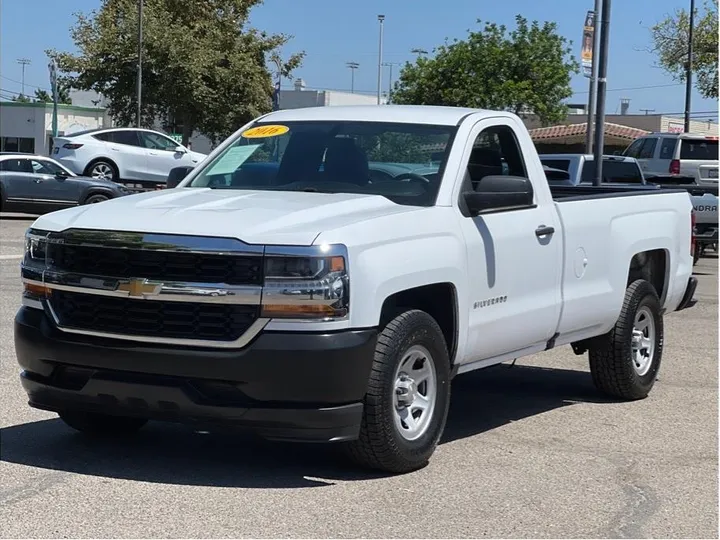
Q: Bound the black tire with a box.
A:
[588,279,664,400]
[85,160,118,182]
[344,309,451,474]
[59,411,148,436]
[83,193,109,205]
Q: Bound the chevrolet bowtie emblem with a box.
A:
[117,279,162,297]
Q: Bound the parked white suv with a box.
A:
[623,132,719,186]
[52,127,207,184]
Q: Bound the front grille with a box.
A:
[47,244,262,285]
[51,290,259,341]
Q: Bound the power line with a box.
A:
[574,82,682,95]
[0,75,49,92]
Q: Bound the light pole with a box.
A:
[684,0,695,132]
[383,62,400,103]
[377,15,385,104]
[584,0,601,153]
[592,0,611,186]
[346,61,360,93]
[411,48,428,57]
[136,0,143,128]
[17,58,31,97]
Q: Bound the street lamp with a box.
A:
[377,15,385,104]
[346,62,360,93]
[411,48,428,57]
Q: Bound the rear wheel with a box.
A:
[588,279,663,400]
[86,160,117,182]
[59,411,148,436]
[344,309,451,474]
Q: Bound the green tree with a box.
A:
[12,94,32,103]
[34,85,72,104]
[48,0,304,144]
[650,0,718,99]
[391,16,579,125]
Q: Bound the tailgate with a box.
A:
[697,163,719,184]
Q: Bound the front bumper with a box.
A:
[675,276,698,312]
[14,307,377,442]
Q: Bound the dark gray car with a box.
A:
[0,153,130,214]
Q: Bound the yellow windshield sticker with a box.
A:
[241,124,289,138]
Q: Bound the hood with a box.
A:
[32,188,422,245]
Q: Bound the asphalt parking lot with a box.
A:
[0,215,717,539]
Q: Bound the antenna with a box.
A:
[639,108,655,115]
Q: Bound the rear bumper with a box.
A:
[14,307,377,442]
[675,276,698,312]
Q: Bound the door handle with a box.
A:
[34,179,43,184]
[535,225,555,237]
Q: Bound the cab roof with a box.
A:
[258,105,509,126]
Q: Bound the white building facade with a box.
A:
[0,101,112,155]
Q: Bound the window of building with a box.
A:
[0,137,35,153]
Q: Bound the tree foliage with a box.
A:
[650,0,718,99]
[391,16,579,125]
[48,0,304,144]
[34,84,72,104]
[11,94,32,103]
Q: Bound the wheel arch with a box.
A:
[627,248,669,305]
[378,282,459,365]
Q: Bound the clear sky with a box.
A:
[1,0,717,120]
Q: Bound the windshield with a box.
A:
[187,120,457,206]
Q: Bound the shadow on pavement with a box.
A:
[0,364,608,488]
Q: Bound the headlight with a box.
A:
[22,229,51,309]
[260,246,349,320]
[24,229,50,263]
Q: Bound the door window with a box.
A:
[109,130,143,147]
[30,159,65,175]
[140,132,180,151]
[659,138,678,159]
[624,138,645,158]
[638,138,658,159]
[467,124,527,188]
[0,158,32,173]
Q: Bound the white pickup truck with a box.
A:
[16,105,698,474]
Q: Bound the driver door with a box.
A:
[139,131,195,182]
[29,158,83,207]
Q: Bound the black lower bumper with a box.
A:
[676,276,698,311]
[14,307,377,442]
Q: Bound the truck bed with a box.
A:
[549,184,690,201]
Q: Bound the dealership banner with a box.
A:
[581,10,595,78]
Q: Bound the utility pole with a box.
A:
[584,0,601,153]
[383,62,399,103]
[411,48,428,57]
[684,0,695,132]
[377,15,385,104]
[346,62,360,93]
[592,0,611,186]
[136,0,143,128]
[17,58,31,97]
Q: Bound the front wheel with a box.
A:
[344,310,451,474]
[83,193,109,205]
[589,279,664,400]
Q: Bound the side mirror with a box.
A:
[55,169,69,179]
[174,145,187,154]
[462,175,534,216]
[167,166,193,188]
